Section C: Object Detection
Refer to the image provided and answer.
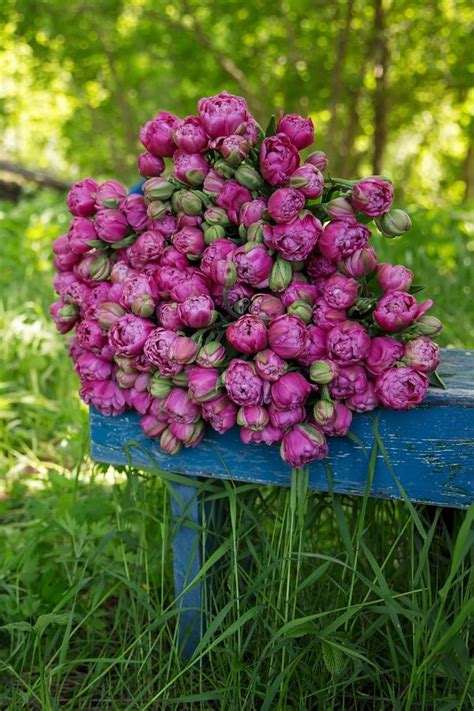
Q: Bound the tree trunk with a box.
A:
[0,161,71,191]
[372,0,389,174]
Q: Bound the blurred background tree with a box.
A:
[1,0,473,206]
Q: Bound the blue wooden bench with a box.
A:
[90,348,474,657]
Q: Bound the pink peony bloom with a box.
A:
[346,381,379,413]
[226,315,267,354]
[50,300,79,334]
[173,116,209,153]
[163,387,201,423]
[351,177,394,217]
[172,226,205,258]
[75,352,113,381]
[365,336,404,376]
[223,359,264,406]
[178,295,216,328]
[403,336,440,373]
[67,178,98,217]
[319,220,371,261]
[198,92,249,139]
[271,372,311,410]
[68,217,97,254]
[109,315,155,357]
[216,181,252,223]
[267,188,305,224]
[305,150,328,171]
[323,274,359,310]
[280,424,328,467]
[375,366,429,410]
[326,321,371,365]
[137,152,165,177]
[254,349,288,382]
[239,198,267,228]
[128,230,166,269]
[277,113,314,149]
[281,279,319,307]
[297,325,327,365]
[319,402,353,436]
[76,319,107,352]
[173,150,209,186]
[306,252,338,280]
[121,194,151,232]
[80,379,128,416]
[328,364,368,400]
[288,164,324,199]
[237,405,269,431]
[249,294,286,321]
[233,244,273,287]
[264,212,322,261]
[374,291,432,332]
[201,393,238,433]
[268,314,308,359]
[376,263,413,293]
[95,180,127,209]
[140,111,179,157]
[187,366,222,403]
[341,245,377,278]
[260,133,300,186]
[268,403,306,430]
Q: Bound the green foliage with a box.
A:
[1,0,473,204]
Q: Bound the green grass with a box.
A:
[0,191,473,709]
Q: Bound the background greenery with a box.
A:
[0,0,473,708]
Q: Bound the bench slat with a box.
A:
[90,349,474,509]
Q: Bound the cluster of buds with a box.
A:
[51,92,441,469]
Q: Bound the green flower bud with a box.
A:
[172,371,189,388]
[143,178,175,201]
[180,190,203,216]
[313,399,336,426]
[214,159,235,179]
[238,224,247,240]
[246,221,265,243]
[376,209,412,237]
[309,359,338,384]
[149,374,173,399]
[287,299,313,323]
[235,164,264,190]
[204,224,226,244]
[89,254,111,281]
[147,200,170,220]
[269,257,292,292]
[204,206,230,226]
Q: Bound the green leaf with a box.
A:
[0,621,34,633]
[34,612,71,634]
[110,235,136,249]
[430,369,448,390]
[264,114,277,137]
[322,639,344,676]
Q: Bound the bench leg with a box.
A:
[169,481,203,659]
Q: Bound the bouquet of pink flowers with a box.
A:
[51,92,442,468]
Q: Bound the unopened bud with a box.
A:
[204,224,226,244]
[287,299,313,323]
[143,177,175,201]
[269,257,292,292]
[305,151,328,172]
[313,399,335,426]
[376,209,412,237]
[149,374,173,399]
[309,359,339,384]
[235,164,264,190]
[213,159,235,179]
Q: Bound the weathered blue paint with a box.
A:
[90,347,474,656]
[90,349,474,509]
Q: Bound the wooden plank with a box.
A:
[90,349,474,509]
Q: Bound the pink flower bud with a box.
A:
[80,379,127,416]
[173,150,209,186]
[203,168,226,196]
[268,314,308,359]
[280,424,328,467]
[128,230,166,270]
[312,296,347,331]
[163,387,201,424]
[268,403,305,430]
[160,428,182,455]
[121,194,151,232]
[281,279,319,307]
[169,420,206,448]
[140,111,179,157]
[226,315,267,354]
[67,217,97,254]
[200,239,236,276]
[50,300,79,333]
[178,295,216,328]
[239,198,267,228]
[97,301,126,330]
[305,150,328,172]
[218,134,249,166]
[201,393,238,433]
[277,113,314,149]
[325,197,355,221]
[109,315,155,357]
[209,259,237,288]
[288,165,324,199]
[168,336,198,365]
[375,367,429,410]
[249,294,286,321]
[172,226,205,258]
[306,252,338,280]
[237,405,269,431]
[240,424,284,445]
[328,365,367,400]
[141,414,168,438]
[196,341,226,368]
[374,292,432,332]
[198,91,249,138]
[173,116,209,153]
[324,274,359,309]
[271,372,311,410]
[156,301,184,330]
[75,318,107,353]
[215,180,252,224]
[340,246,377,279]
[319,220,371,260]
[137,152,165,177]
[267,188,305,224]
[143,327,178,371]
[351,177,394,217]
[403,336,440,373]
[95,208,128,243]
[376,263,413,292]
[326,320,371,365]
[260,134,300,186]
[233,244,273,287]
[346,381,379,412]
[67,178,98,217]
[297,324,327,365]
[223,359,263,406]
[254,349,288,382]
[319,402,353,436]
[264,212,322,261]
[365,336,404,376]
[95,180,127,209]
